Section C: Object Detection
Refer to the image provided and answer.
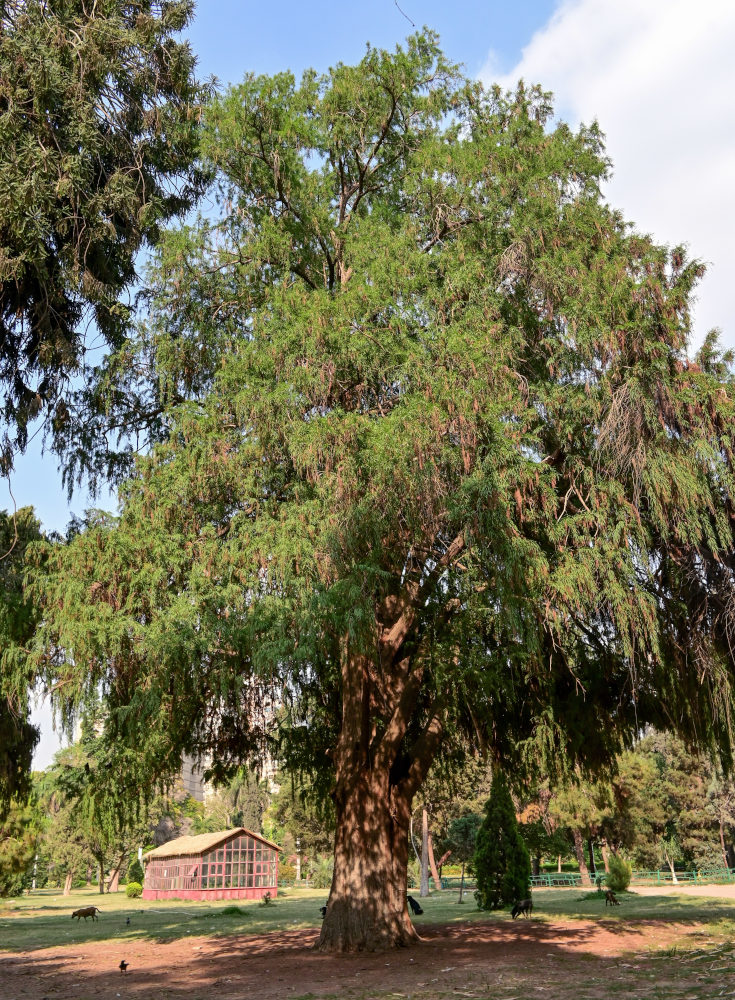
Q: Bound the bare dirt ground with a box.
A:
[3,887,735,1000]
[2,912,732,1000]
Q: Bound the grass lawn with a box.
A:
[0,885,328,951]
[1,884,734,953]
[3,886,735,999]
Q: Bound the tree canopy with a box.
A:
[0,0,208,474]
[30,33,735,950]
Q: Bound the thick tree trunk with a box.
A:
[532,855,540,877]
[318,542,456,953]
[63,870,74,896]
[572,828,592,885]
[318,768,418,951]
[587,837,596,877]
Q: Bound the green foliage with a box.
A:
[606,853,632,892]
[308,855,335,890]
[27,30,735,948]
[278,860,297,884]
[264,770,335,859]
[127,858,144,884]
[197,766,270,834]
[0,798,39,896]
[0,508,42,818]
[40,726,153,892]
[0,0,210,475]
[445,814,483,866]
[33,32,735,801]
[474,771,531,910]
[125,881,142,898]
[407,858,419,888]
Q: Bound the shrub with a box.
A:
[474,770,531,911]
[606,854,632,893]
[125,881,143,898]
[278,860,296,884]
[127,858,144,884]
[308,854,334,889]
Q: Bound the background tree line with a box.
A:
[5,723,734,897]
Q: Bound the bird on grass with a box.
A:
[119,960,129,974]
[126,917,130,925]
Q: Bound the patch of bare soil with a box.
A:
[1,917,728,1000]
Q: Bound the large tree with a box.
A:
[31,35,735,950]
[0,0,208,476]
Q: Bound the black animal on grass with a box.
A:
[407,895,423,915]
[511,898,533,919]
[320,905,327,918]
[605,889,620,906]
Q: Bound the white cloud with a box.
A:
[481,0,735,352]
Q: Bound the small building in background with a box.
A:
[142,827,280,901]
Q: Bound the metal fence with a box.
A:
[528,867,735,888]
[430,867,735,892]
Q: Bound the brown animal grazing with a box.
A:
[119,960,129,974]
[511,898,533,919]
[605,889,620,906]
[71,906,101,921]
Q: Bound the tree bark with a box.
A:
[427,832,442,891]
[318,534,461,951]
[587,837,596,878]
[318,632,444,951]
[572,828,592,885]
[318,765,418,951]
[107,849,127,893]
[63,870,74,896]
[600,840,610,874]
[95,856,106,894]
[663,850,679,884]
[419,808,430,897]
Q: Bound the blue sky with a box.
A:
[11,0,734,767]
[187,0,558,83]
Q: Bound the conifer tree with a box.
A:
[0,508,42,818]
[0,0,209,474]
[474,770,531,910]
[30,34,735,951]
